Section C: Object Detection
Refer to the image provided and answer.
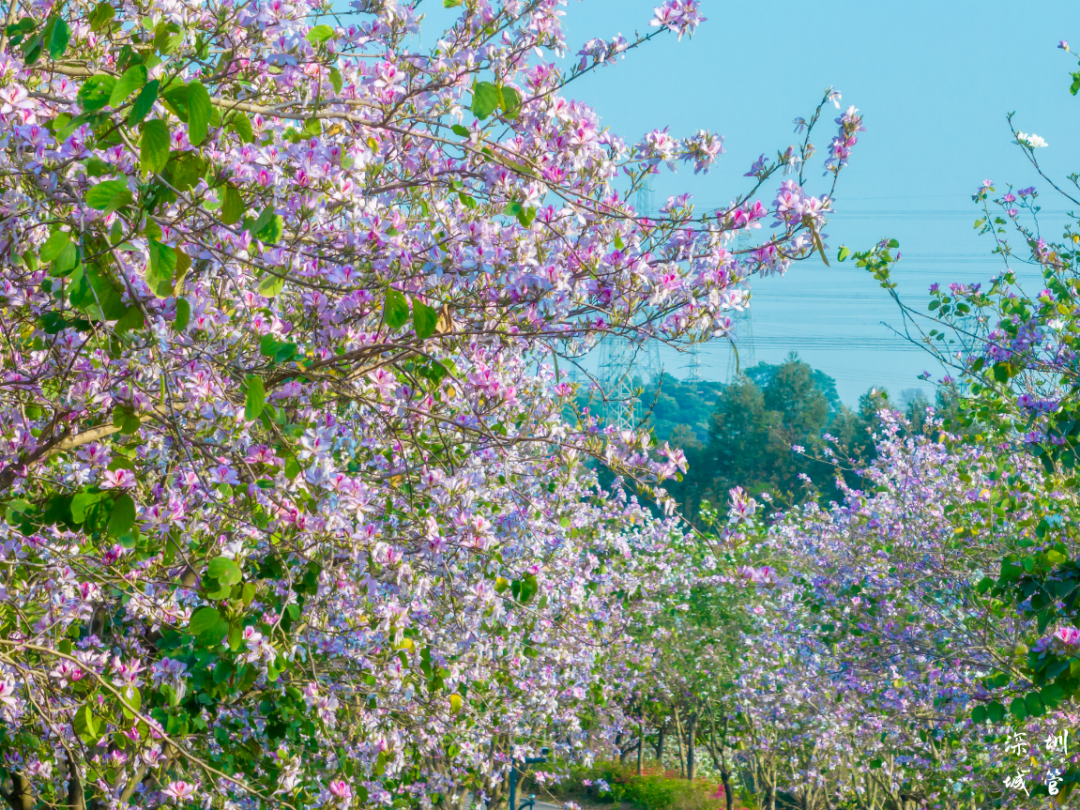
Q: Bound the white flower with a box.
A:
[1016,132,1048,148]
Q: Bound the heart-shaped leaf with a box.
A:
[186,80,212,146]
[85,179,133,213]
[109,64,148,108]
[244,375,265,421]
[208,555,243,586]
[77,74,117,111]
[140,119,170,175]
[471,81,499,120]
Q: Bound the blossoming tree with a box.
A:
[682,416,1077,810]
[0,0,864,808]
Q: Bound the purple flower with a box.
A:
[744,153,767,177]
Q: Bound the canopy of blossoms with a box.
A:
[0,0,863,808]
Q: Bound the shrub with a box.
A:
[530,761,725,810]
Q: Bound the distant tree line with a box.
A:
[636,353,958,522]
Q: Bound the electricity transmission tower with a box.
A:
[597,177,663,428]
[686,346,702,382]
[726,229,756,381]
[636,177,655,217]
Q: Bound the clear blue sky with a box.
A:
[418,0,1080,404]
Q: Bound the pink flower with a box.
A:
[0,680,18,707]
[328,780,353,802]
[1054,626,1080,646]
[649,0,706,40]
[162,781,198,802]
[101,468,136,489]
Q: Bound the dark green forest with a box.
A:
[633,353,957,521]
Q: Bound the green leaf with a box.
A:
[68,265,125,321]
[109,64,148,108]
[499,86,522,120]
[83,156,112,177]
[449,693,464,713]
[202,575,231,600]
[77,74,117,111]
[153,22,183,55]
[115,305,145,334]
[305,24,335,45]
[173,297,190,331]
[837,246,850,262]
[248,205,272,234]
[221,184,244,225]
[471,81,499,120]
[120,687,142,720]
[444,0,463,5]
[127,80,159,125]
[85,179,133,213]
[40,230,75,269]
[189,606,226,639]
[329,66,343,94]
[384,289,409,329]
[452,124,470,137]
[146,239,177,298]
[258,274,285,298]
[73,705,99,742]
[412,298,438,339]
[987,701,1005,723]
[48,17,70,60]
[89,2,114,29]
[186,81,212,146]
[519,573,538,603]
[1009,697,1028,720]
[227,111,253,144]
[255,214,284,245]
[113,406,141,435]
[208,555,243,586]
[244,374,266,421]
[260,335,297,363]
[140,119,170,175]
[108,494,136,537]
[1025,691,1045,717]
[71,490,106,524]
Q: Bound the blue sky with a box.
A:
[418,0,1080,404]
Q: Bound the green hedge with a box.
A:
[531,760,727,810]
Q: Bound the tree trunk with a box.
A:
[685,713,697,781]
[719,716,734,810]
[673,706,686,778]
[3,774,34,810]
[637,705,644,776]
[654,721,666,763]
